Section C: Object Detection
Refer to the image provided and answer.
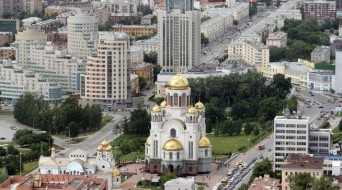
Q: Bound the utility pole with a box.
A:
[19,152,22,176]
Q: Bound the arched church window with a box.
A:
[177,152,180,159]
[170,128,176,138]
[173,94,178,106]
[205,149,208,157]
[169,152,172,159]
[182,93,186,106]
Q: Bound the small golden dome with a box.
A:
[167,74,189,90]
[106,145,112,151]
[152,105,161,112]
[162,139,183,151]
[195,101,205,109]
[146,136,151,145]
[112,168,120,177]
[51,146,55,151]
[199,136,212,148]
[97,145,103,151]
[160,100,166,108]
[101,140,108,147]
[188,107,197,114]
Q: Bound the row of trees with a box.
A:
[14,93,102,137]
[189,72,292,133]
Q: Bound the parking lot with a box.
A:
[0,115,24,142]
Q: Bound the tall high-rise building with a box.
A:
[158,0,200,72]
[22,0,42,14]
[67,13,99,57]
[15,28,47,66]
[80,32,131,109]
[335,50,342,94]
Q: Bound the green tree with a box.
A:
[287,96,298,113]
[143,51,158,64]
[338,119,342,131]
[98,22,112,31]
[271,74,292,99]
[201,33,209,45]
[160,172,176,188]
[233,20,238,25]
[320,121,330,129]
[137,4,153,16]
[288,172,314,190]
[7,145,19,155]
[138,76,148,90]
[153,65,162,82]
[123,109,150,134]
[251,158,274,179]
[244,123,253,135]
[68,121,80,138]
[0,168,9,183]
[312,177,339,190]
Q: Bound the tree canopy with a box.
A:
[14,93,102,137]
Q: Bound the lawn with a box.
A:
[208,130,271,155]
[336,112,342,117]
[0,110,13,115]
[21,161,38,176]
[333,127,342,143]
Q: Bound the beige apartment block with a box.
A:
[111,25,157,37]
[266,31,287,47]
[23,0,42,14]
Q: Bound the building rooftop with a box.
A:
[267,31,287,40]
[112,24,157,29]
[248,174,280,190]
[283,154,324,170]
[275,115,310,120]
[312,46,331,54]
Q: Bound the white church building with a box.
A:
[38,140,115,175]
[145,74,212,175]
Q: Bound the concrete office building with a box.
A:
[0,0,22,17]
[158,0,200,72]
[15,29,47,66]
[0,19,20,33]
[80,32,132,109]
[67,12,99,57]
[303,0,336,20]
[309,129,333,155]
[274,115,310,172]
[23,0,42,14]
[335,50,342,94]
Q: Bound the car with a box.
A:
[318,105,324,108]
[259,154,264,159]
[306,105,311,108]
[0,137,5,140]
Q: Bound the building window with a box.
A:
[169,152,172,159]
[170,128,176,138]
[173,94,178,106]
[177,152,180,159]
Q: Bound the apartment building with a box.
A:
[32,19,62,33]
[67,13,99,57]
[308,72,335,91]
[22,0,42,14]
[80,32,132,109]
[27,42,86,94]
[311,46,331,63]
[227,40,269,72]
[130,45,144,64]
[281,154,324,190]
[0,0,22,17]
[0,60,62,102]
[131,62,153,84]
[134,36,159,53]
[274,115,310,172]
[158,0,201,72]
[0,32,14,46]
[111,25,157,37]
[303,0,336,20]
[309,129,333,154]
[266,31,287,47]
[15,29,47,66]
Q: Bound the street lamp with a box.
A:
[66,127,71,140]
[19,152,22,176]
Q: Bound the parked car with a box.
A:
[0,137,5,140]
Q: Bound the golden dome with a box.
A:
[112,168,121,177]
[152,105,161,112]
[146,136,151,145]
[160,100,166,108]
[195,101,205,109]
[188,107,197,114]
[162,139,183,151]
[97,145,103,151]
[167,74,189,90]
[51,146,55,151]
[101,140,108,147]
[106,145,112,151]
[199,136,212,148]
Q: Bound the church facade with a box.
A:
[145,74,212,175]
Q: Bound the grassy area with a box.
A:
[209,130,270,155]
[0,110,13,115]
[21,161,38,176]
[333,127,342,143]
[336,112,342,117]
